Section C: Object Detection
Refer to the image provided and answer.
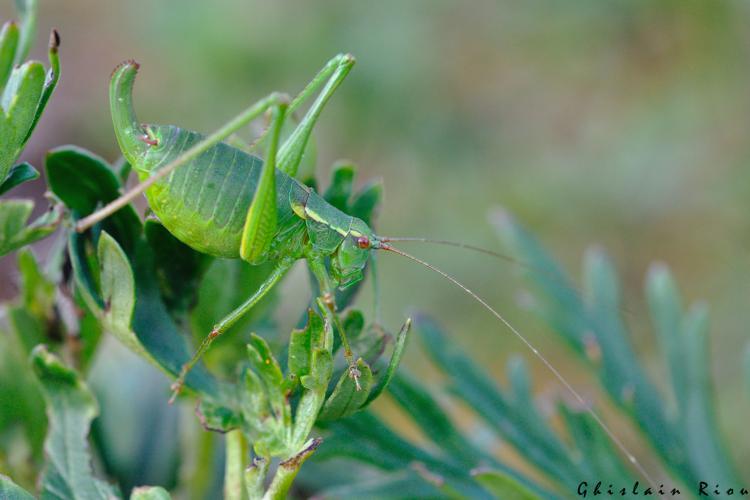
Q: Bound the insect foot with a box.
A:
[349,363,363,391]
[322,292,336,309]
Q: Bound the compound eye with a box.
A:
[356,236,370,249]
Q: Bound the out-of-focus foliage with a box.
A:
[300,216,745,498]
[0,0,60,256]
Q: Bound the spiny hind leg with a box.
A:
[276,53,355,178]
[169,258,294,403]
[307,256,362,390]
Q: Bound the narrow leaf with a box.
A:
[323,162,355,211]
[646,263,686,413]
[318,358,373,421]
[0,61,44,177]
[350,180,383,226]
[365,317,409,405]
[0,475,35,500]
[387,371,482,467]
[0,199,59,256]
[314,470,442,500]
[23,28,60,145]
[0,21,20,91]
[14,0,37,65]
[247,333,288,423]
[472,468,542,500]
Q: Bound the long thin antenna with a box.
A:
[380,243,660,492]
[379,235,634,318]
[380,236,523,265]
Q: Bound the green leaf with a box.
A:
[0,21,20,92]
[318,358,373,421]
[17,247,55,320]
[387,371,483,467]
[14,0,37,65]
[129,238,220,395]
[317,411,435,471]
[342,309,365,343]
[31,345,121,500]
[0,60,45,179]
[46,146,141,254]
[296,311,330,391]
[679,303,738,486]
[144,219,212,318]
[0,199,59,256]
[130,486,171,500]
[246,333,288,425]
[318,412,494,499]
[23,28,60,145]
[646,263,686,413]
[414,315,578,488]
[490,209,587,350]
[365,318,409,405]
[69,231,219,397]
[196,399,242,433]
[288,310,315,383]
[0,162,39,195]
[558,405,633,484]
[471,468,541,500]
[350,180,383,227]
[95,232,139,351]
[323,161,355,211]
[0,475,35,500]
[314,470,442,500]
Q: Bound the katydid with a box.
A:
[77,54,658,490]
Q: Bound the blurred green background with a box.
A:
[2,0,750,481]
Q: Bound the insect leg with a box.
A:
[307,256,362,390]
[277,53,355,177]
[169,258,294,403]
[240,101,288,264]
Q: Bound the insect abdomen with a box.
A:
[141,126,305,259]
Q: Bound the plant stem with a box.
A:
[263,438,322,500]
[225,429,248,500]
[244,457,268,500]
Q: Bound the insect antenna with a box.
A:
[379,235,635,319]
[379,242,660,492]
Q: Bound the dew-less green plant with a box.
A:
[301,215,747,499]
[1,1,749,499]
[0,0,60,255]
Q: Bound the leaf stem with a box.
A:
[225,429,248,500]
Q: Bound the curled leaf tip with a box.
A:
[111,58,139,79]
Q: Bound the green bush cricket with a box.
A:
[75,54,659,490]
